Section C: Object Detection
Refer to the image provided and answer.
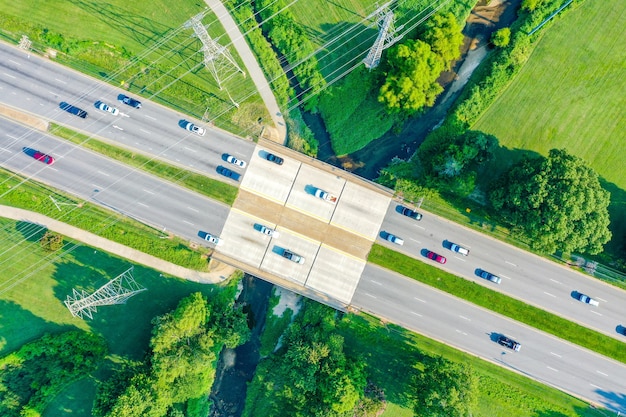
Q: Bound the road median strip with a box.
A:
[368,244,626,364]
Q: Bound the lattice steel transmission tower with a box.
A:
[363,4,400,70]
[64,267,146,319]
[185,11,245,90]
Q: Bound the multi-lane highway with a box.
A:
[1,42,625,411]
[377,203,626,342]
[0,42,253,182]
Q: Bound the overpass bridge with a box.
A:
[212,138,394,308]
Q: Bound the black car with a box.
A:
[118,94,142,109]
[265,153,284,165]
[398,205,423,220]
[497,335,521,351]
[59,102,88,118]
[217,165,241,181]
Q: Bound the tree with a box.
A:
[39,231,63,251]
[378,40,443,116]
[490,149,611,254]
[413,356,478,417]
[423,13,464,69]
[491,28,511,47]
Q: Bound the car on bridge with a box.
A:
[449,242,469,256]
[282,249,304,264]
[265,152,284,165]
[577,293,599,307]
[497,335,521,351]
[381,231,404,246]
[258,225,279,238]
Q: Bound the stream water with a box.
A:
[208,276,274,417]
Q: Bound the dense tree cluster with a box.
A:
[93,291,250,417]
[257,0,326,102]
[243,303,367,417]
[490,149,611,254]
[379,13,463,116]
[413,356,478,417]
[0,331,107,417]
[417,127,498,196]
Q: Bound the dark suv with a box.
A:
[60,102,88,118]
[497,335,521,351]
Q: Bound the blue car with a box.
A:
[118,94,142,109]
[217,165,241,181]
[60,102,88,118]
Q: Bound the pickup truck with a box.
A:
[314,188,337,204]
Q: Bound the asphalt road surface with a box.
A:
[376,203,626,342]
[0,118,230,244]
[353,265,626,412]
[0,43,255,182]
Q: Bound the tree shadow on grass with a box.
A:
[0,299,76,356]
[339,314,426,408]
[52,245,220,359]
[14,220,48,242]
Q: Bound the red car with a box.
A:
[426,251,447,264]
[33,151,55,165]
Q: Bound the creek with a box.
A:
[208,275,274,417]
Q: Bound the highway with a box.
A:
[0,42,254,182]
[377,203,626,342]
[1,42,626,411]
[353,266,626,412]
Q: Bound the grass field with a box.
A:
[473,0,626,255]
[0,217,221,416]
[0,0,266,134]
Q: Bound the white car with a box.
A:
[97,102,119,115]
[226,155,247,168]
[259,225,279,238]
[198,231,222,246]
[385,233,404,246]
[185,121,206,136]
[577,293,599,307]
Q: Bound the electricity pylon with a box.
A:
[64,267,146,319]
[185,11,245,90]
[363,5,399,70]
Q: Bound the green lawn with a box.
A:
[0,0,267,133]
[473,0,626,255]
[0,217,220,416]
[474,0,625,188]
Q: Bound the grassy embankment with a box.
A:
[0,167,209,270]
[369,244,626,364]
[0,0,268,136]
[0,217,223,416]
[473,0,626,259]
[254,289,607,417]
[49,123,238,205]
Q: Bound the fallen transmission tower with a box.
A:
[64,267,146,319]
